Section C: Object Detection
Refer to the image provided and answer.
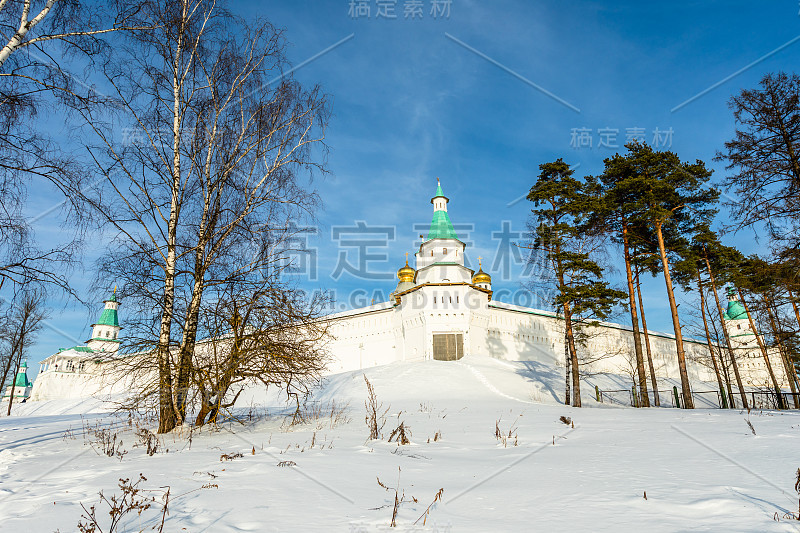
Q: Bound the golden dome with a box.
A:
[398,254,415,283]
[472,257,491,285]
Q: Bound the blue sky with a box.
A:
[15,0,800,376]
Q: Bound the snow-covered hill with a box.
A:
[2,356,800,532]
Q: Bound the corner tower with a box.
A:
[86,289,122,353]
[723,285,754,349]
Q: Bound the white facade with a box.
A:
[318,181,790,396]
[28,180,792,404]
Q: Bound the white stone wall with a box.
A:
[484,302,719,385]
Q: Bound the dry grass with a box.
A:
[364,375,388,440]
[495,418,518,448]
[388,421,412,445]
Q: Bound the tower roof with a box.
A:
[94,290,119,327]
[427,180,459,241]
[724,286,747,321]
[13,363,30,388]
[427,210,459,240]
[725,300,747,321]
[95,308,119,327]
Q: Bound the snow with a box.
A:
[2,355,800,532]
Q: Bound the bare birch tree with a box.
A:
[66,1,328,432]
[2,287,46,414]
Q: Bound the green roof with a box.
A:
[427,182,459,240]
[725,301,747,321]
[13,364,30,388]
[95,306,119,327]
[427,209,459,240]
[59,346,96,353]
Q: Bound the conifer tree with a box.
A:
[595,161,658,407]
[692,229,747,408]
[717,72,800,260]
[733,255,795,408]
[528,159,626,407]
[599,143,718,409]
[673,231,730,408]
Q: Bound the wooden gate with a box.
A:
[432,333,464,361]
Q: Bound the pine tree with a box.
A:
[527,159,626,407]
[595,162,655,407]
[600,143,718,409]
[673,230,731,408]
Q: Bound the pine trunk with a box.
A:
[564,335,571,406]
[737,288,783,408]
[764,298,800,408]
[654,221,694,409]
[704,250,747,409]
[623,226,649,406]
[562,301,581,407]
[634,260,660,406]
[697,270,728,408]
[790,295,800,332]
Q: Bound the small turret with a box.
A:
[2,361,32,400]
[724,285,755,348]
[86,287,122,352]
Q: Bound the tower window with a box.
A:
[443,248,447,255]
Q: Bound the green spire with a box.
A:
[96,307,119,327]
[724,286,747,320]
[427,180,459,240]
[95,290,119,327]
[13,362,30,388]
[427,210,458,240]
